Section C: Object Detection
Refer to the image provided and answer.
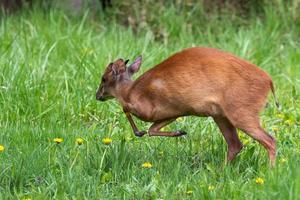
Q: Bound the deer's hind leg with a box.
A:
[225,109,276,166]
[213,116,243,162]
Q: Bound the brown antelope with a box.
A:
[96,47,278,165]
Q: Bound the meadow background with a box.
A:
[0,0,300,199]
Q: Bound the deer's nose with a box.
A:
[96,94,105,101]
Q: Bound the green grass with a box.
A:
[0,3,300,199]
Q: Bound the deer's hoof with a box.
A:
[134,131,146,137]
[175,130,187,137]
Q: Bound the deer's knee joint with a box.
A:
[148,129,155,136]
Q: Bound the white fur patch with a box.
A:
[150,79,165,90]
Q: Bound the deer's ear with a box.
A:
[111,64,126,76]
[128,56,142,75]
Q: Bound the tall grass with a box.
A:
[0,1,299,199]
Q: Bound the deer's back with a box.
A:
[129,47,272,118]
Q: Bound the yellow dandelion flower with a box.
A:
[161,127,167,131]
[279,157,287,164]
[243,139,251,145]
[102,137,112,145]
[21,197,32,200]
[0,145,5,152]
[284,119,294,126]
[186,190,193,195]
[176,117,184,122]
[272,127,279,132]
[208,185,215,191]
[53,138,63,144]
[255,177,264,185]
[276,113,285,119]
[142,162,153,168]
[76,138,84,145]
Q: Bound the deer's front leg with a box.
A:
[124,111,146,137]
[149,118,187,137]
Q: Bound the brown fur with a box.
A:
[96,47,277,165]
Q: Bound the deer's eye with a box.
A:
[102,77,106,83]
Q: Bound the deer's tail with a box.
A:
[270,80,280,109]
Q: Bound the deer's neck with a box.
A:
[114,80,134,107]
[114,79,154,121]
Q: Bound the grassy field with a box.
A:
[0,2,300,199]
